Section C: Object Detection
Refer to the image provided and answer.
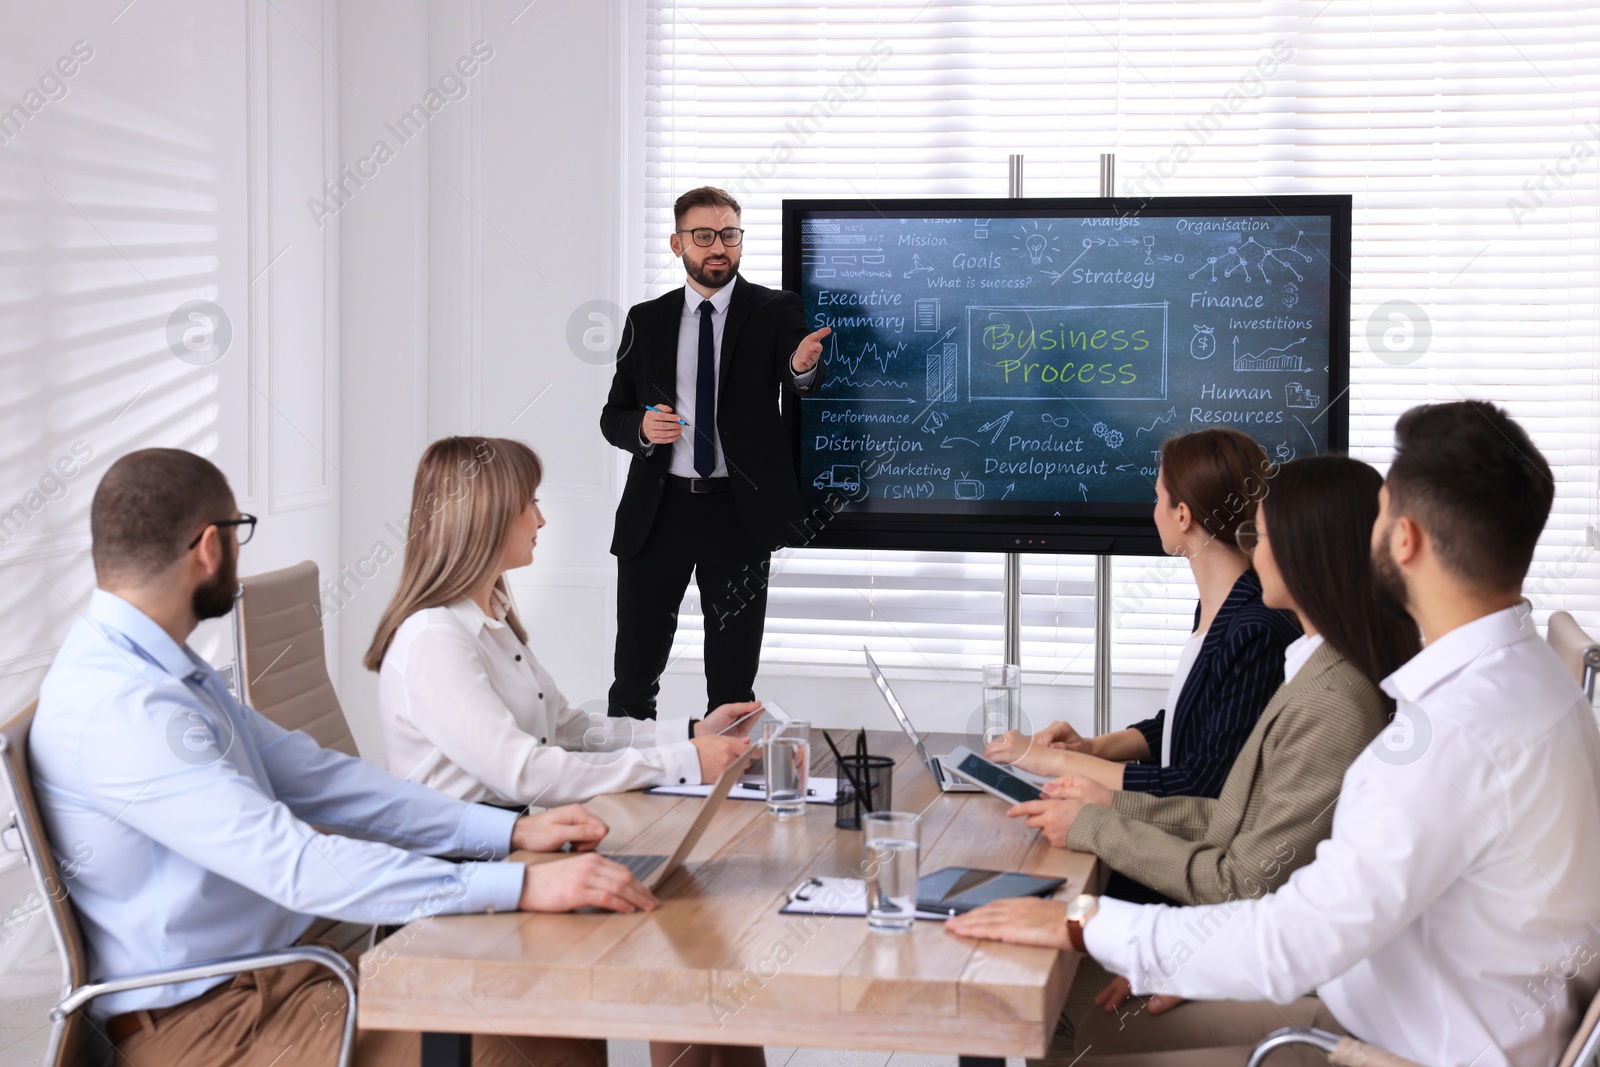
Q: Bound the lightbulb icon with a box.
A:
[1024,232,1048,266]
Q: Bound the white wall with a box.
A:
[0,0,343,936]
[0,0,343,741]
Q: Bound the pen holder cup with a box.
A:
[833,755,895,830]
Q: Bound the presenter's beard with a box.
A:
[193,541,239,621]
[1370,536,1412,621]
[685,252,736,290]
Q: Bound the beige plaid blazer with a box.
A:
[1066,641,1389,905]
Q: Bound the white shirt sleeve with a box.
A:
[399,622,701,805]
[1085,730,1488,1002]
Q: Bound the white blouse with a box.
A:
[1159,632,1205,768]
[378,593,700,807]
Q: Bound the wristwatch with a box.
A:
[1064,893,1099,953]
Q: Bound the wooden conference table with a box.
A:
[358,729,1103,1067]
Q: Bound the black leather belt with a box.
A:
[666,475,730,494]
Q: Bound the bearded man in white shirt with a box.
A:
[946,399,1600,1067]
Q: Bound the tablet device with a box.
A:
[946,745,1045,804]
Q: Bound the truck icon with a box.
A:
[813,464,862,494]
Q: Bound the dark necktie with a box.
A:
[695,299,716,478]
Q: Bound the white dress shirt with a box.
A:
[643,279,817,472]
[1281,632,1326,685]
[669,280,735,478]
[1086,606,1600,1067]
[30,591,524,1020]
[379,593,701,806]
[1159,633,1204,768]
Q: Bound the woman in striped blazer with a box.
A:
[1004,455,1421,1023]
[988,428,1302,802]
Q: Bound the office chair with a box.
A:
[1548,610,1600,703]
[0,702,359,1067]
[1247,987,1600,1067]
[233,560,360,755]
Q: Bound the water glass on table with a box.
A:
[863,811,920,934]
[763,718,810,818]
[982,662,1022,745]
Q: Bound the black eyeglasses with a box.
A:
[188,514,257,550]
[1236,520,1264,554]
[675,227,744,248]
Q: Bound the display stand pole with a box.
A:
[1001,153,1115,735]
[1093,154,1115,737]
[1002,155,1025,668]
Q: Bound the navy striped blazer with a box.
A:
[1123,569,1301,799]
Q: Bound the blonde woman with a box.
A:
[366,436,757,810]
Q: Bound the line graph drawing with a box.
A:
[1233,336,1308,372]
[826,377,912,391]
[833,338,908,377]
[1135,406,1179,437]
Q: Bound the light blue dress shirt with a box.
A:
[29,590,526,1019]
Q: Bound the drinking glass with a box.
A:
[863,811,920,934]
[763,719,810,818]
[982,663,1022,744]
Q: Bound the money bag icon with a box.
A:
[1190,324,1216,360]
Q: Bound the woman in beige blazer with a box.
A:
[1007,455,1421,1025]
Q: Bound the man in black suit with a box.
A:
[600,186,828,721]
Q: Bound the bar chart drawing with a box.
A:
[925,328,959,402]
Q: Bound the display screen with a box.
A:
[782,196,1351,554]
[953,753,1045,804]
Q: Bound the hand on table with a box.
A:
[790,327,831,374]
[511,804,608,853]
[641,404,685,446]
[944,897,1073,950]
[1035,720,1093,754]
[518,853,659,913]
[691,734,752,783]
[697,700,763,739]
[1095,974,1186,1016]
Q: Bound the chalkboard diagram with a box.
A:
[1233,336,1308,373]
[795,209,1339,510]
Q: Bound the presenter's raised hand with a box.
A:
[512,804,609,854]
[642,404,686,445]
[518,853,658,913]
[691,733,751,784]
[790,326,831,374]
[697,700,763,739]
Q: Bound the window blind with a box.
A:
[642,0,1600,681]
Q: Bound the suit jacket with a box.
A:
[1123,569,1303,798]
[599,275,823,558]
[1067,641,1389,906]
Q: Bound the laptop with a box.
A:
[605,742,758,891]
[864,648,982,793]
